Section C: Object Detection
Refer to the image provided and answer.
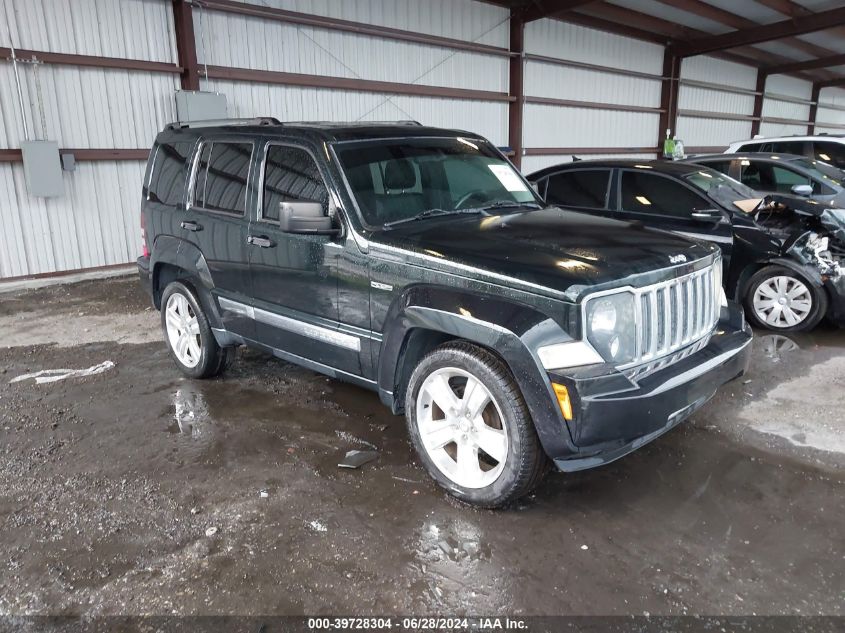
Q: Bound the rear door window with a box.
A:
[192,141,253,215]
[769,140,805,155]
[813,141,845,169]
[146,141,194,205]
[620,171,710,219]
[698,160,732,176]
[261,145,329,221]
[545,169,611,208]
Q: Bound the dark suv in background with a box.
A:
[139,119,751,507]
[528,160,845,332]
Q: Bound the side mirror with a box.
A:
[279,201,339,235]
[791,184,813,197]
[690,209,723,222]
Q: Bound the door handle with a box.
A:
[247,235,275,248]
[181,220,202,232]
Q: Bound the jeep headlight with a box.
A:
[585,292,637,365]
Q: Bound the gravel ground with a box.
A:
[0,277,842,616]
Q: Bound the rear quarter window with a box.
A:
[146,141,194,206]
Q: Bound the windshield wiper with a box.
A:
[382,208,484,229]
[474,200,544,211]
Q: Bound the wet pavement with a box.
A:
[0,277,843,615]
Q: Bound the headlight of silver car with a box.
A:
[584,292,637,365]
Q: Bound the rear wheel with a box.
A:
[405,342,548,508]
[743,266,827,332]
[161,281,231,378]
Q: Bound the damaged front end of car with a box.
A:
[780,204,845,324]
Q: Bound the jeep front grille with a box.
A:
[627,259,721,371]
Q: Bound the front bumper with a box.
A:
[546,304,752,472]
[824,275,845,325]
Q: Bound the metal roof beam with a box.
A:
[671,6,845,56]
[520,0,598,23]
[766,53,845,75]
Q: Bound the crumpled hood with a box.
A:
[369,207,717,297]
[767,193,845,242]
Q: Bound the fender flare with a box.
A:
[151,235,223,328]
[377,285,579,457]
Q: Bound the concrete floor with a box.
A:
[0,277,843,615]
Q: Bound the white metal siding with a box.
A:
[0,161,145,278]
[524,19,663,74]
[815,87,845,132]
[210,79,509,145]
[212,0,510,47]
[523,104,659,149]
[196,9,508,93]
[676,56,756,148]
[0,64,178,149]
[762,75,812,123]
[524,59,661,106]
[522,18,662,152]
[1,0,177,62]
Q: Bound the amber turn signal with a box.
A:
[552,383,573,421]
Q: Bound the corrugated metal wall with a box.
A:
[2,0,843,279]
[521,19,663,172]
[759,74,813,137]
[676,56,757,148]
[0,0,177,278]
[194,0,510,144]
[816,87,845,134]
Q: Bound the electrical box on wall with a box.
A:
[21,140,64,198]
[175,91,228,121]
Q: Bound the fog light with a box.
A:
[552,383,573,421]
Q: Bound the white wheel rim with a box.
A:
[752,276,812,329]
[165,293,202,368]
[415,367,509,489]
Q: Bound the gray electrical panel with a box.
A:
[21,140,64,198]
[175,91,228,122]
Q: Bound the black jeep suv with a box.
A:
[138,118,751,507]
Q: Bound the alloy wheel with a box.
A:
[165,293,202,368]
[415,367,509,489]
[752,275,812,329]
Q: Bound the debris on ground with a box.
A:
[205,526,218,537]
[308,520,328,533]
[259,489,269,498]
[334,430,378,449]
[338,449,379,469]
[10,360,115,385]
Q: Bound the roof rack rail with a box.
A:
[166,117,281,130]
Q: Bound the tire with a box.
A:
[743,265,828,332]
[160,281,232,378]
[405,341,548,508]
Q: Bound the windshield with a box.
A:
[333,137,541,227]
[683,168,761,210]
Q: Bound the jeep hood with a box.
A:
[368,207,717,298]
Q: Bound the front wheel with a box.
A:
[743,266,827,332]
[405,342,548,508]
[161,281,231,378]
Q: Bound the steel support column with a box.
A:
[750,70,767,137]
[508,12,525,169]
[657,50,681,156]
[173,0,200,91]
[808,83,821,134]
